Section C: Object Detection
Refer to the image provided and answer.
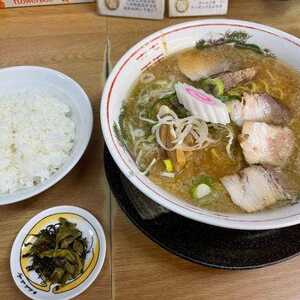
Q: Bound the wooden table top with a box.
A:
[1,1,300,299]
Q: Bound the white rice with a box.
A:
[0,90,75,194]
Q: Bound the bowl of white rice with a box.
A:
[0,66,93,205]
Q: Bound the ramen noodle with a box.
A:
[116,32,300,214]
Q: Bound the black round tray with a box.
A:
[104,147,300,269]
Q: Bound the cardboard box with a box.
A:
[168,0,228,17]
[97,0,165,20]
[0,0,93,8]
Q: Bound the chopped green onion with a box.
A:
[193,175,214,187]
[218,94,241,102]
[163,159,174,172]
[191,183,211,200]
[210,79,225,97]
[197,78,225,97]
[227,89,243,97]
[190,175,215,199]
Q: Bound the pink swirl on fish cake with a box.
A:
[186,87,216,105]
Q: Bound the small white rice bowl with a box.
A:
[0,66,93,205]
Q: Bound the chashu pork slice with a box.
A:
[177,50,231,81]
[229,93,290,126]
[217,67,257,91]
[221,165,295,213]
[239,121,295,167]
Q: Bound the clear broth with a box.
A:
[121,45,300,213]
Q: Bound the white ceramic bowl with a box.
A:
[0,66,93,205]
[101,19,300,230]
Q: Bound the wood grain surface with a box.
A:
[0,5,111,299]
[1,1,300,299]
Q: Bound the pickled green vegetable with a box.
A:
[23,218,88,287]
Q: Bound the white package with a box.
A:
[169,0,228,17]
[97,0,165,20]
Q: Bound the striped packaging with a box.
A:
[0,0,94,8]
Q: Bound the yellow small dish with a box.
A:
[10,206,106,300]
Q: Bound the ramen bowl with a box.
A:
[101,19,300,230]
